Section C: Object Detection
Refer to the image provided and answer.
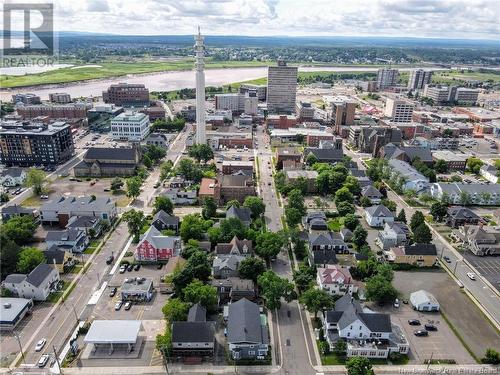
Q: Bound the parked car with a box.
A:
[425,324,438,331]
[408,319,421,326]
[127,264,134,272]
[40,195,49,199]
[134,264,141,271]
[109,287,117,297]
[414,330,429,337]
[119,265,127,274]
[124,301,132,310]
[467,272,476,280]
[114,301,123,310]
[38,354,50,368]
[393,298,400,308]
[443,256,451,263]
[35,338,47,352]
[106,255,114,265]
[157,263,163,270]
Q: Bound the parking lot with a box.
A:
[393,270,500,360]
[462,251,500,291]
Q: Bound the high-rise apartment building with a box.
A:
[244,90,258,115]
[384,98,415,123]
[0,121,75,167]
[423,85,450,105]
[329,96,357,134]
[267,60,298,114]
[102,83,150,107]
[377,68,399,90]
[407,69,433,90]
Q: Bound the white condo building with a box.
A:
[110,111,150,141]
[195,27,206,144]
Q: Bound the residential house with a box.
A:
[356,176,373,188]
[317,265,358,296]
[210,277,256,305]
[219,175,256,204]
[387,159,429,193]
[446,207,481,228]
[171,304,215,357]
[44,246,75,273]
[151,210,180,233]
[135,226,181,262]
[410,290,440,312]
[45,228,89,253]
[302,211,327,230]
[66,216,102,237]
[303,139,344,164]
[308,231,345,265]
[360,185,383,205]
[1,205,39,223]
[226,205,252,227]
[162,188,197,205]
[1,167,27,186]
[227,298,269,360]
[452,225,500,256]
[4,264,60,301]
[430,183,500,205]
[285,170,318,193]
[212,254,245,279]
[384,244,438,267]
[73,147,140,177]
[322,295,409,359]
[40,196,117,227]
[480,164,499,184]
[380,144,433,165]
[376,222,410,250]
[215,236,253,257]
[364,205,395,227]
[340,228,353,242]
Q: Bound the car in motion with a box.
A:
[467,272,476,280]
[443,256,451,263]
[106,255,114,265]
[38,354,50,368]
[35,338,47,352]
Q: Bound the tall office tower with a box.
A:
[194,27,206,144]
[407,69,433,90]
[384,97,415,123]
[377,68,399,90]
[267,60,298,114]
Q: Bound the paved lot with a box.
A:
[393,270,500,360]
[462,251,500,291]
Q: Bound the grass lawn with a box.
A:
[47,280,70,303]
[20,195,42,208]
[432,70,500,84]
[115,196,132,207]
[327,217,344,231]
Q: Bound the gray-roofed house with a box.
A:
[376,222,410,250]
[215,236,253,257]
[212,254,245,279]
[210,277,256,305]
[151,210,180,233]
[1,204,39,222]
[0,167,27,187]
[452,225,500,256]
[381,144,433,165]
[44,246,75,273]
[226,205,252,227]
[322,295,409,358]
[446,206,482,228]
[172,303,215,357]
[162,188,198,205]
[308,231,346,265]
[45,228,89,253]
[365,205,395,227]
[302,211,327,229]
[340,228,353,242]
[73,147,140,177]
[4,264,60,301]
[303,140,344,164]
[66,216,102,237]
[135,226,181,262]
[227,298,269,360]
[480,164,499,184]
[361,185,383,204]
[430,182,500,206]
[387,159,429,193]
[40,196,117,227]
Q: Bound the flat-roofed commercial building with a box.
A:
[0,298,34,331]
[110,111,150,141]
[384,98,414,123]
[49,93,72,104]
[102,83,150,107]
[267,60,297,114]
[84,320,142,353]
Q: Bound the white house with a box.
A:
[317,265,358,296]
[1,167,27,187]
[480,164,499,184]
[4,264,60,301]
[360,185,383,204]
[365,205,395,227]
[45,228,89,253]
[376,222,410,250]
[410,290,440,312]
[387,159,429,192]
[430,183,500,206]
[162,189,197,205]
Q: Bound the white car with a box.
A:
[393,298,400,308]
[35,338,47,352]
[467,272,476,280]
[37,354,50,368]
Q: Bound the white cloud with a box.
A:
[49,0,499,39]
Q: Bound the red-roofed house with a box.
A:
[135,226,181,262]
[198,177,220,204]
[317,265,358,296]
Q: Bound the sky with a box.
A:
[5,0,500,40]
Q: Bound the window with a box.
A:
[248,351,255,355]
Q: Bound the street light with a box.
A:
[13,333,25,365]
[453,258,462,275]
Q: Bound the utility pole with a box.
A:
[72,305,79,323]
[453,259,460,275]
[53,345,63,375]
[14,333,25,365]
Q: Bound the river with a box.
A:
[0,65,445,101]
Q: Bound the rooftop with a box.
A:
[84,320,142,344]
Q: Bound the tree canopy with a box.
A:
[257,270,295,310]
[25,168,46,195]
[255,231,285,264]
[299,288,333,318]
[17,247,46,274]
[153,196,174,215]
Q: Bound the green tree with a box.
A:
[153,196,174,215]
[481,348,500,364]
[243,196,266,218]
[365,275,398,304]
[255,231,285,265]
[0,236,20,279]
[352,225,368,248]
[142,154,153,169]
[126,176,142,199]
[0,192,9,203]
[334,187,354,205]
[217,217,247,243]
[185,250,212,281]
[181,239,202,260]
[410,211,425,232]
[201,197,217,219]
[434,159,448,173]
[287,189,306,216]
[183,279,218,310]
[343,214,360,232]
[346,356,375,375]
[413,223,432,244]
[306,153,318,166]
[343,176,361,196]
[0,216,37,245]
[396,209,407,223]
[285,207,302,228]
[25,168,46,195]
[430,202,448,221]
[238,257,266,282]
[160,160,174,181]
[466,157,484,175]
[122,209,145,239]
[359,196,372,208]
[257,270,295,310]
[110,177,124,192]
[179,214,212,242]
[17,247,45,274]
[333,339,347,355]
[381,199,397,212]
[177,158,203,182]
[156,329,172,357]
[161,298,189,322]
[299,288,333,318]
[188,144,214,163]
[293,263,316,292]
[337,201,355,217]
[459,191,472,206]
